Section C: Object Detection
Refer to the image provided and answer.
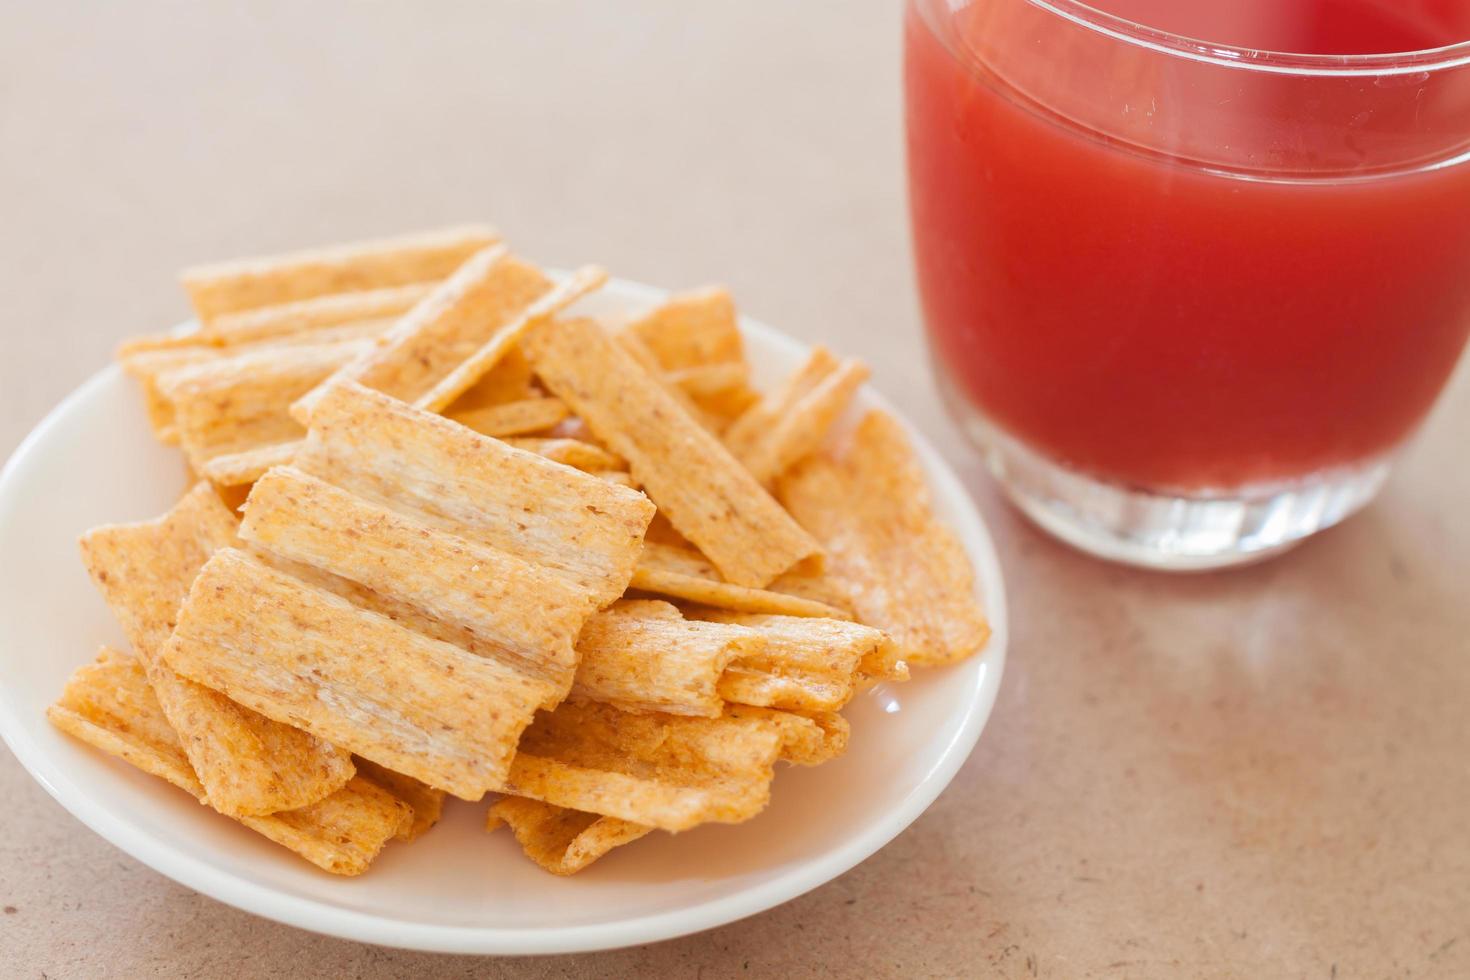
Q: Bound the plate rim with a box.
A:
[0,276,1008,955]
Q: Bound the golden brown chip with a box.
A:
[293,382,653,608]
[162,548,544,800]
[241,466,590,696]
[414,265,608,414]
[181,225,498,321]
[198,440,302,487]
[48,649,409,875]
[523,317,820,588]
[79,484,353,817]
[486,797,651,876]
[688,609,892,712]
[352,758,446,842]
[200,282,438,347]
[572,600,762,717]
[443,346,536,413]
[725,348,868,484]
[621,287,745,371]
[449,397,569,438]
[631,541,850,619]
[157,339,371,477]
[501,701,786,831]
[666,362,749,397]
[726,705,851,766]
[501,437,625,472]
[778,410,990,666]
[290,244,552,419]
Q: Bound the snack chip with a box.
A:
[48,648,409,875]
[79,484,354,817]
[292,382,653,608]
[161,548,543,800]
[181,225,498,321]
[241,466,590,693]
[486,797,651,876]
[501,437,625,472]
[572,600,763,717]
[501,701,788,831]
[449,396,570,438]
[631,541,849,619]
[689,609,894,712]
[198,282,437,347]
[353,758,446,842]
[726,348,869,485]
[621,287,744,371]
[778,410,990,665]
[157,338,371,478]
[524,316,821,587]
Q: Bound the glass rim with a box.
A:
[1030,0,1470,76]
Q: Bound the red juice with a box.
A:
[906,0,1470,491]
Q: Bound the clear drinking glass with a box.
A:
[904,0,1470,569]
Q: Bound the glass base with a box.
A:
[938,375,1391,571]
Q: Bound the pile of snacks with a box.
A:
[50,226,990,876]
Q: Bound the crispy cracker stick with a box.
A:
[738,358,869,485]
[79,485,353,817]
[158,339,372,475]
[486,797,650,876]
[292,245,553,420]
[523,317,820,588]
[572,600,762,717]
[201,282,438,346]
[621,287,745,370]
[689,610,895,712]
[725,347,838,451]
[181,225,498,321]
[614,330,723,431]
[414,265,608,414]
[198,440,302,487]
[353,758,446,842]
[48,649,410,875]
[502,701,786,831]
[162,548,544,800]
[295,382,653,607]
[778,410,990,666]
[241,466,589,695]
[443,346,536,413]
[631,541,849,619]
[502,437,625,472]
[726,705,850,766]
[667,362,750,398]
[449,397,569,438]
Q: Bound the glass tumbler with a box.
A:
[904,0,1470,568]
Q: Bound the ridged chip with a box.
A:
[162,548,544,800]
[778,410,990,666]
[353,758,446,842]
[79,484,353,817]
[631,541,849,619]
[689,609,897,712]
[181,225,498,321]
[48,648,409,875]
[572,600,763,717]
[450,396,569,437]
[523,316,821,588]
[726,348,869,485]
[291,382,653,608]
[502,701,847,832]
[486,797,651,876]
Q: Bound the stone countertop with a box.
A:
[2,3,1467,977]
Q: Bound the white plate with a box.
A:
[0,277,1007,955]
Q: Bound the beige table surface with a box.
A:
[3,3,1468,977]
